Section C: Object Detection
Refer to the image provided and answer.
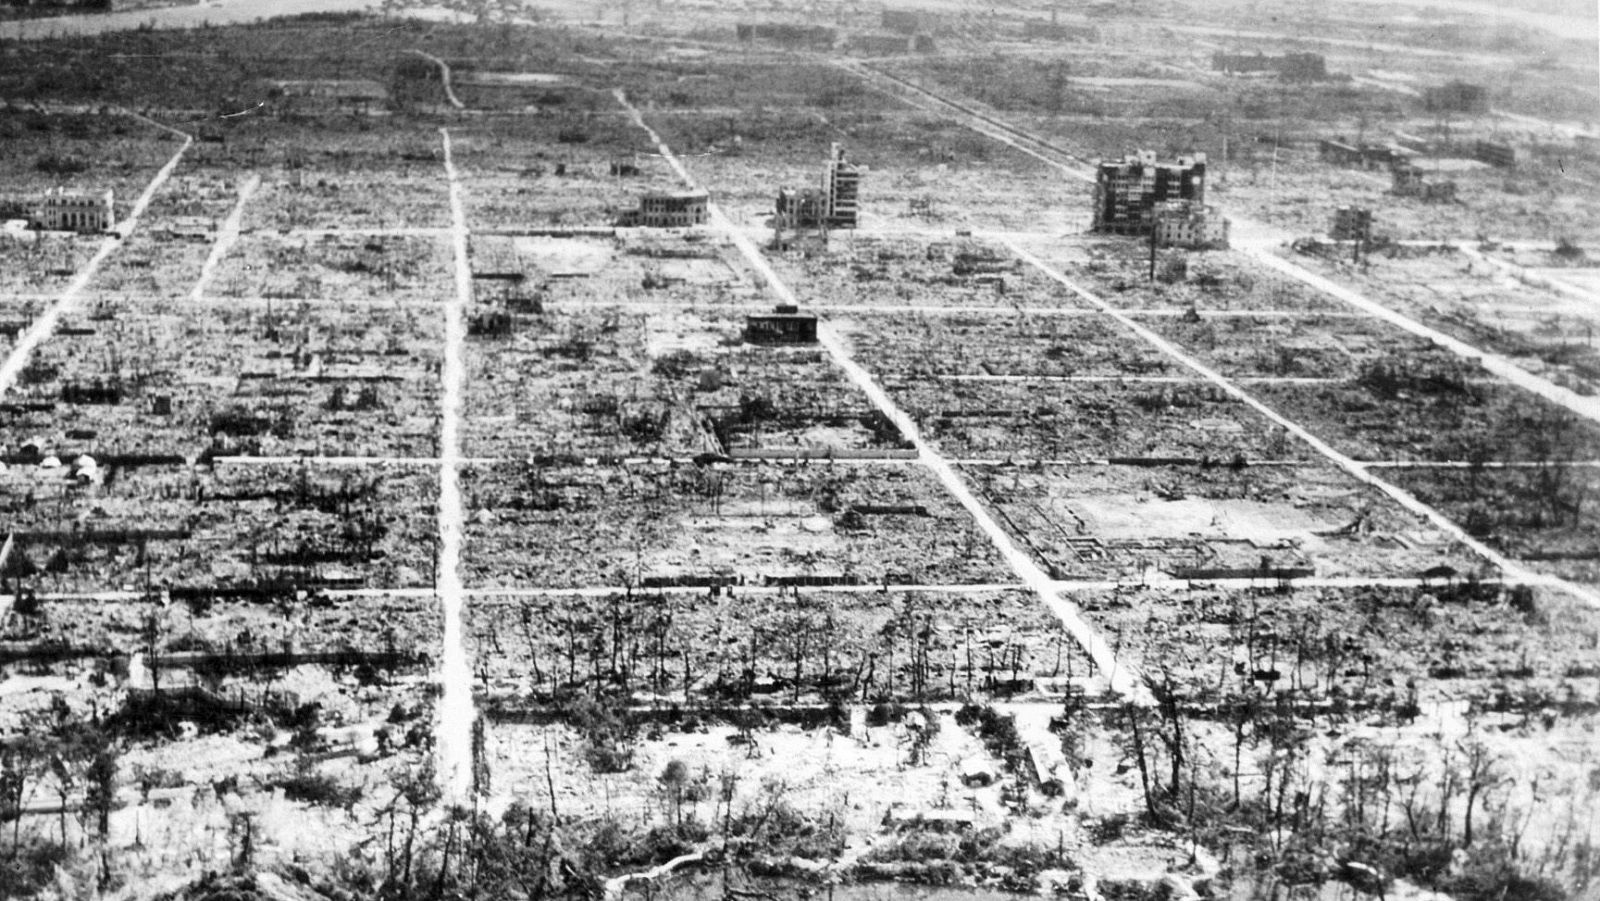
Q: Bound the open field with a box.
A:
[1286,245,1600,396]
[459,461,1009,589]
[961,462,1481,581]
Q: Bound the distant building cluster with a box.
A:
[1021,20,1101,42]
[1318,140,1406,170]
[1391,164,1457,203]
[1423,81,1489,115]
[264,79,389,111]
[34,188,114,233]
[735,22,836,49]
[880,8,933,34]
[1211,51,1328,81]
[848,32,935,54]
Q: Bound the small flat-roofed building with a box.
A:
[1424,81,1489,114]
[1475,140,1516,168]
[34,188,114,233]
[630,191,709,228]
[1319,139,1362,166]
[745,305,818,344]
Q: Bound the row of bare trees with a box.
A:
[477,592,1084,706]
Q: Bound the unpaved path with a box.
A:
[405,49,465,110]
[435,127,475,802]
[190,174,260,302]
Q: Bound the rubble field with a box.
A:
[459,460,1009,589]
[0,5,1596,901]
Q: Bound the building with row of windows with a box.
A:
[624,191,709,228]
[33,188,115,233]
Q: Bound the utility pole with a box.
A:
[1148,220,1159,282]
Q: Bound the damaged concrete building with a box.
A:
[1092,151,1207,236]
[1153,200,1229,249]
[773,143,861,236]
[1391,164,1457,202]
[745,305,819,344]
[625,190,710,228]
[1331,206,1374,242]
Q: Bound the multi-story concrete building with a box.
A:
[34,188,114,233]
[1092,151,1206,236]
[824,143,860,229]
